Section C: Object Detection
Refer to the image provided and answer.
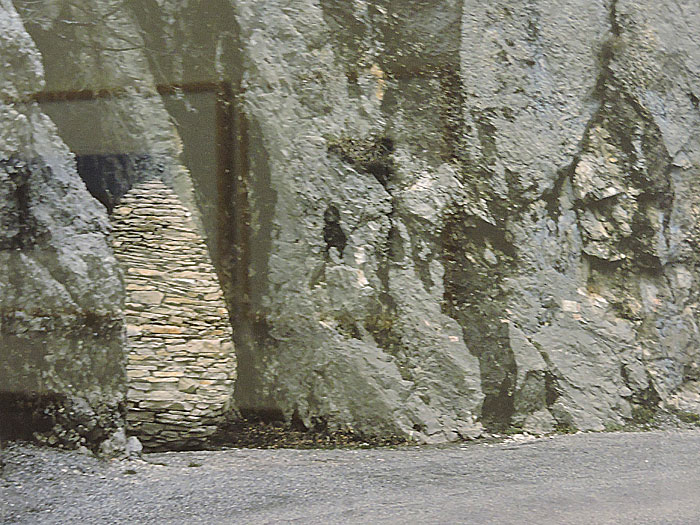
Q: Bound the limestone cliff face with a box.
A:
[3,0,700,443]
[0,0,124,445]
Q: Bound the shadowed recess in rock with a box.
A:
[76,154,159,213]
[442,212,518,431]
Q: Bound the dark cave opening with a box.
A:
[75,153,155,213]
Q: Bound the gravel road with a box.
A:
[2,430,699,524]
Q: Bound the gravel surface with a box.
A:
[2,430,700,524]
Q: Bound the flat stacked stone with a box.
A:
[111,179,236,449]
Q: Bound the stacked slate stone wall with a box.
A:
[111,179,235,449]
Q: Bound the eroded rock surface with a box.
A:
[0,0,125,446]
[2,0,700,444]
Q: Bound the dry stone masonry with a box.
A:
[111,179,235,449]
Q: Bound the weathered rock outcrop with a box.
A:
[210,0,700,437]
[0,0,124,446]
[3,0,700,444]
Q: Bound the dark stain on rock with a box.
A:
[441,211,518,431]
[689,91,700,110]
[323,204,347,256]
[542,163,573,225]
[387,225,405,263]
[474,110,499,168]
[363,294,413,383]
[335,313,362,340]
[621,365,661,419]
[544,371,561,406]
[327,135,395,188]
[410,241,434,292]
[0,157,41,250]
[584,256,641,321]
[436,65,465,163]
[574,84,673,321]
